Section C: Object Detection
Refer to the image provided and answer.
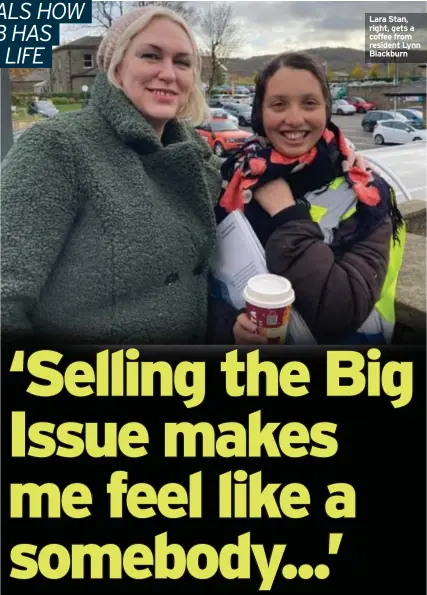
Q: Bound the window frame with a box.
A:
[83,53,93,69]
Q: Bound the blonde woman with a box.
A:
[1,7,223,344]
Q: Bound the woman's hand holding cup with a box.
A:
[234,274,295,345]
[233,313,269,345]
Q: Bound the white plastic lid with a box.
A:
[243,274,295,309]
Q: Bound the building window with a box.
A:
[83,54,93,69]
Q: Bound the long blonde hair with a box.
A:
[99,6,209,126]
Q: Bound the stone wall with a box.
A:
[51,49,72,93]
[51,48,96,93]
[345,85,419,110]
[393,201,426,345]
[71,76,96,94]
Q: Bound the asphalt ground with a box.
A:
[331,113,380,150]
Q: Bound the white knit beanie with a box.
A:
[97,6,200,75]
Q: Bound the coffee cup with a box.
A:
[243,274,295,344]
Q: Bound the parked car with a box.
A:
[330,86,347,99]
[208,94,230,107]
[332,99,356,115]
[361,109,408,132]
[28,100,58,118]
[234,86,250,95]
[231,94,252,105]
[209,108,238,125]
[343,96,377,113]
[395,108,424,127]
[362,142,427,203]
[222,102,252,126]
[195,118,252,157]
[373,120,426,145]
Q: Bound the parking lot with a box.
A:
[331,113,379,151]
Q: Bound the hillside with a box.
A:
[223,47,419,79]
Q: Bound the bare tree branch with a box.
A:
[92,1,199,29]
[199,3,242,93]
[92,1,121,29]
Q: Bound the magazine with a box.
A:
[210,210,317,345]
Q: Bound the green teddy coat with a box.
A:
[1,73,223,344]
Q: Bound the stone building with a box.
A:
[51,36,102,93]
[10,69,51,94]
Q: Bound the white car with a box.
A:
[209,108,238,125]
[332,100,356,115]
[373,120,426,145]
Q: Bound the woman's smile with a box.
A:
[279,130,310,144]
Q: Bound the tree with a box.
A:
[92,1,198,29]
[199,3,242,94]
[92,1,124,29]
[325,65,334,82]
[368,63,381,79]
[350,64,365,81]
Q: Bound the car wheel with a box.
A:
[214,142,224,157]
[238,116,245,127]
[363,123,371,132]
[337,109,343,115]
[413,137,421,141]
[357,107,365,113]
[374,134,384,145]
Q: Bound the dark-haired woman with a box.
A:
[215,52,405,345]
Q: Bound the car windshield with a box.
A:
[228,104,250,112]
[336,100,347,104]
[354,97,365,102]
[211,110,227,118]
[210,120,239,132]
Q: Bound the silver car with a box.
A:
[28,100,58,118]
[222,102,252,127]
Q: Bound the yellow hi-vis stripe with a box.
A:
[375,222,406,323]
[329,176,345,190]
[340,206,357,222]
[310,205,327,223]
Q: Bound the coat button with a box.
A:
[164,273,179,285]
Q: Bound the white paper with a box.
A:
[210,210,317,345]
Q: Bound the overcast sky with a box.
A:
[63,1,426,58]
